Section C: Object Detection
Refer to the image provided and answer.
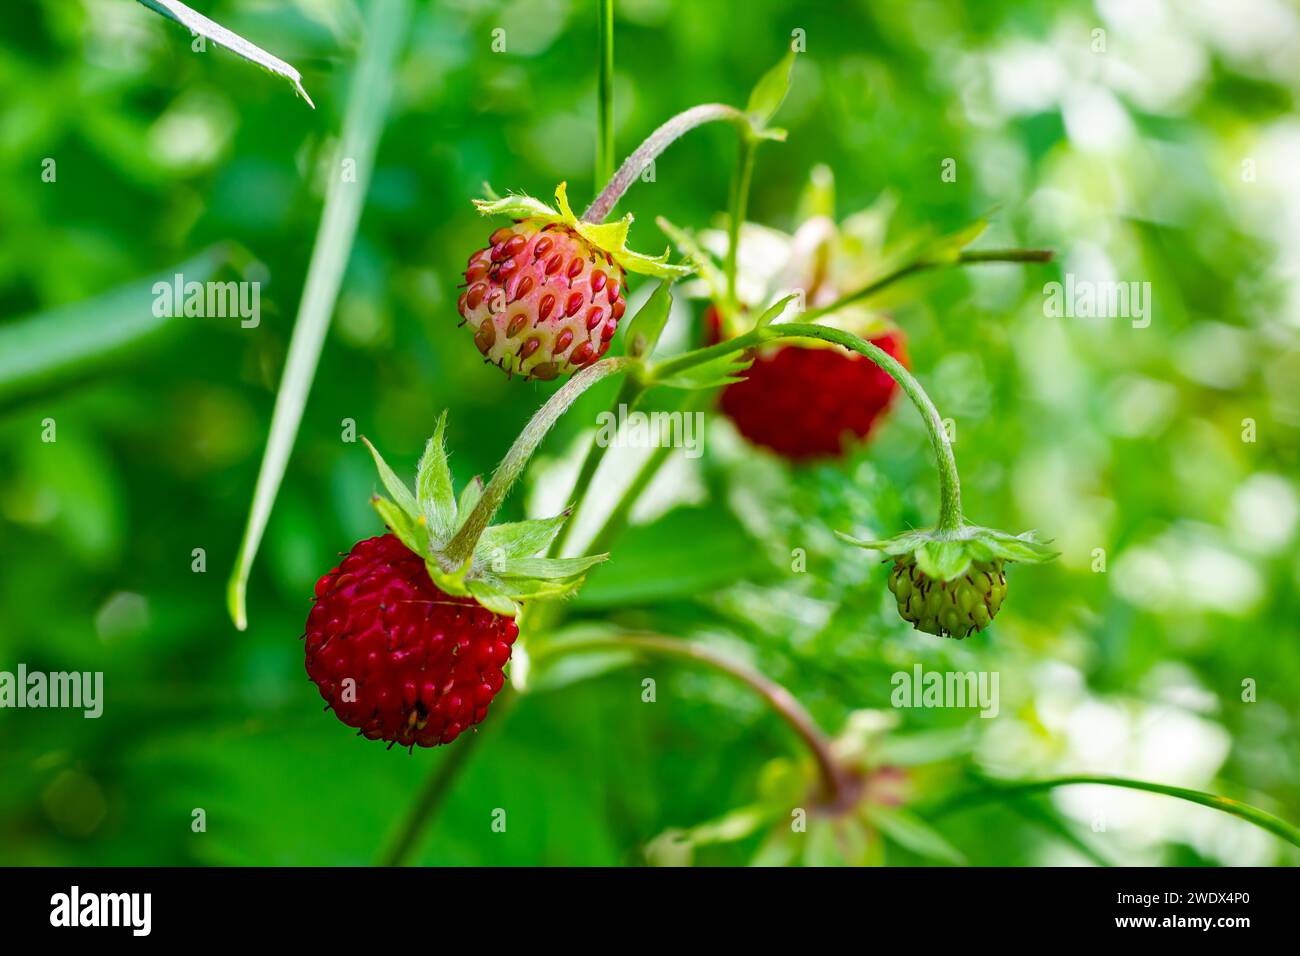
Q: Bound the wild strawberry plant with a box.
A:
[121,0,1300,865]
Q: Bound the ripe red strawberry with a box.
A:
[304,534,518,748]
[719,329,909,461]
[307,417,607,749]
[458,222,627,380]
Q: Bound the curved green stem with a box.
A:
[650,324,963,532]
[583,103,750,223]
[929,774,1300,850]
[442,357,633,568]
[532,632,860,811]
[803,248,1054,323]
[595,0,615,187]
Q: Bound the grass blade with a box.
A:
[0,246,229,407]
[226,0,411,630]
[134,0,315,107]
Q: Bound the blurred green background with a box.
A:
[1,0,1297,866]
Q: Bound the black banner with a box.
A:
[0,866,1289,941]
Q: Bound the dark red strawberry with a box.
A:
[719,330,909,461]
[304,534,517,748]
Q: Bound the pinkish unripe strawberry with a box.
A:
[458,222,627,380]
[460,184,691,381]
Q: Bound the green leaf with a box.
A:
[416,412,457,540]
[575,506,769,607]
[361,438,419,519]
[871,807,967,865]
[746,48,797,127]
[225,0,411,631]
[134,0,314,107]
[0,247,228,408]
[624,280,674,358]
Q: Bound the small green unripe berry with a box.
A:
[887,555,1007,639]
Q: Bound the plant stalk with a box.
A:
[928,774,1300,849]
[803,248,1054,323]
[596,0,615,187]
[442,357,632,567]
[583,103,749,223]
[725,137,757,309]
[651,324,963,532]
[534,633,858,810]
[379,692,518,866]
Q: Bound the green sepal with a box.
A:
[474,183,694,281]
[656,350,754,390]
[496,554,609,581]
[476,512,570,565]
[625,280,674,358]
[471,192,557,220]
[656,216,728,304]
[423,554,472,598]
[755,293,799,328]
[362,437,419,520]
[745,48,796,131]
[466,578,519,617]
[415,411,457,540]
[916,218,989,266]
[363,426,606,617]
[456,476,484,525]
[837,523,1058,582]
[371,495,427,556]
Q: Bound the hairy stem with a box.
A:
[534,633,859,810]
[803,248,1054,323]
[651,325,963,532]
[583,103,749,223]
[442,357,632,567]
[596,0,615,186]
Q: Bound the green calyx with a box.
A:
[838,524,1057,639]
[473,182,693,281]
[888,556,1006,639]
[363,412,608,618]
